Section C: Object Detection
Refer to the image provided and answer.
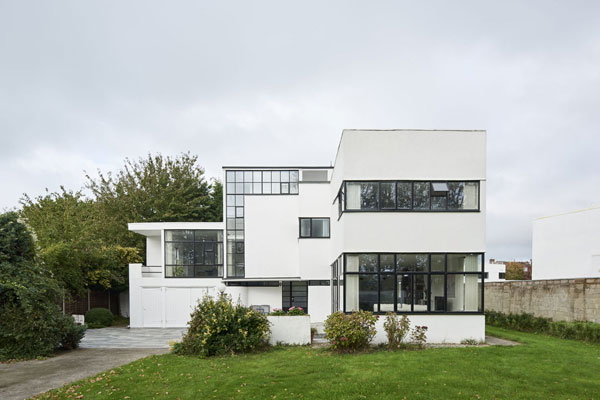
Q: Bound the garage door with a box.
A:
[141,287,212,328]
[141,288,163,327]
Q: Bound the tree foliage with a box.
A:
[505,262,525,280]
[86,152,221,248]
[20,189,141,293]
[0,212,85,360]
[20,153,221,294]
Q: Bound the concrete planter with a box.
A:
[267,315,311,345]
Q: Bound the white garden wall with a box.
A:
[371,314,485,344]
[268,315,311,345]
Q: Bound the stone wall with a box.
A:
[485,278,600,323]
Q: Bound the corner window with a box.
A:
[340,180,479,213]
[344,253,484,314]
[299,218,330,238]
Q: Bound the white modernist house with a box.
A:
[532,205,600,280]
[129,129,487,342]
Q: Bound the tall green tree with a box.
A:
[21,189,141,294]
[20,153,222,294]
[86,152,222,249]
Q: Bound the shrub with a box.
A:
[324,311,378,352]
[59,315,87,350]
[287,306,306,316]
[85,308,113,328]
[485,310,600,344]
[173,294,271,357]
[383,313,410,349]
[410,325,428,348]
[0,212,86,360]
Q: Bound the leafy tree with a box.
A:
[20,189,141,294]
[86,152,222,249]
[0,212,85,360]
[20,153,221,293]
[505,262,525,280]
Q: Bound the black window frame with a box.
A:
[298,217,330,239]
[338,180,480,215]
[164,229,224,278]
[342,252,485,315]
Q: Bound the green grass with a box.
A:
[34,327,600,399]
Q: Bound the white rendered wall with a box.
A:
[146,236,162,268]
[247,286,282,312]
[244,195,300,278]
[533,206,600,279]
[268,316,311,345]
[308,286,331,323]
[372,315,485,344]
[486,262,506,282]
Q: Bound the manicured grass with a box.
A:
[34,327,600,399]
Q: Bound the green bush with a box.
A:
[383,313,410,349]
[173,294,271,357]
[59,315,87,350]
[485,310,600,344]
[0,212,86,360]
[324,311,378,352]
[85,308,113,328]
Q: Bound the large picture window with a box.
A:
[165,230,223,278]
[344,253,483,314]
[340,181,479,213]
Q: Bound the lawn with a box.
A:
[34,327,600,399]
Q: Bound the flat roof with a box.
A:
[535,204,600,221]
[222,166,333,169]
[128,222,224,236]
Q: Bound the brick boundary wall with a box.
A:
[485,278,600,323]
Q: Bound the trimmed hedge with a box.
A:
[485,310,600,344]
[324,311,378,352]
[85,308,113,328]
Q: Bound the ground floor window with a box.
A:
[342,253,483,313]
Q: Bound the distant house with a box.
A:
[532,205,600,280]
[486,258,533,281]
[127,129,487,343]
[485,260,506,282]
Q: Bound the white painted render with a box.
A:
[371,315,485,344]
[267,316,311,345]
[532,205,600,280]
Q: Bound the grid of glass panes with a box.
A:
[225,170,300,277]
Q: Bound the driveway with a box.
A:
[80,327,187,348]
[0,328,187,400]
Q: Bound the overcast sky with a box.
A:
[1,1,599,261]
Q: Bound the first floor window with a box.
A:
[299,218,330,238]
[344,253,483,313]
[165,230,223,278]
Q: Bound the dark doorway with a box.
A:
[282,281,308,313]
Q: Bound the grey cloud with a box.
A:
[1,0,599,260]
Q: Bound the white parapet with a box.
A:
[371,314,485,344]
[267,315,311,345]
